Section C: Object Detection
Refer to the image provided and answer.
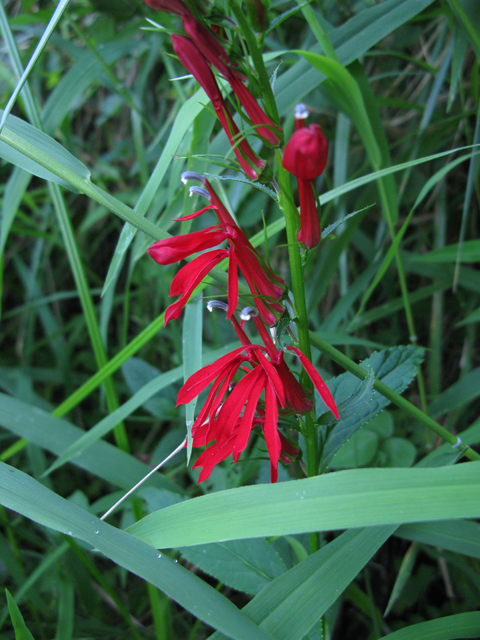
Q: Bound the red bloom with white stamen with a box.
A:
[148,178,284,326]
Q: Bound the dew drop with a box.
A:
[157,552,162,559]
[94,530,99,535]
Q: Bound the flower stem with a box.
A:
[275,150,319,551]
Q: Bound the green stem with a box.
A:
[310,333,480,462]
[276,150,319,552]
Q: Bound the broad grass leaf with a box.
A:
[0,110,90,189]
[180,539,287,596]
[0,463,271,640]
[378,612,480,640]
[127,462,480,548]
[414,240,480,263]
[397,519,480,560]
[0,392,184,495]
[209,527,395,640]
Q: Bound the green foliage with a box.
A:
[0,0,479,638]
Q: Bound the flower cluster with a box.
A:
[146,0,281,180]
[148,170,338,481]
[144,2,338,482]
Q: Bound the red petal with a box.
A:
[172,205,216,221]
[297,178,320,249]
[170,249,227,296]
[215,366,262,446]
[231,368,265,457]
[177,347,247,405]
[286,347,339,419]
[148,226,225,265]
[263,382,281,482]
[255,348,285,407]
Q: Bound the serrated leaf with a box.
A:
[320,346,424,468]
[180,539,287,596]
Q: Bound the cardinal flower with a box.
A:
[148,175,284,325]
[282,105,328,248]
[171,35,268,180]
[178,306,339,483]
[181,15,282,146]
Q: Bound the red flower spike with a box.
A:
[282,123,328,249]
[181,15,282,146]
[285,346,339,419]
[171,35,266,180]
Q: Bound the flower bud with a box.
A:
[282,124,328,181]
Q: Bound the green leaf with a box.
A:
[183,297,203,462]
[180,539,287,596]
[210,527,395,640]
[5,590,36,640]
[0,0,70,133]
[378,612,480,640]
[320,346,424,468]
[294,51,382,166]
[329,429,378,469]
[0,392,184,495]
[127,462,480,549]
[428,366,480,418]
[0,463,271,640]
[0,110,90,189]
[397,519,480,560]
[414,240,480,263]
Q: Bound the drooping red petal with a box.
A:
[231,368,266,458]
[254,348,285,408]
[274,353,313,413]
[177,346,247,405]
[228,74,281,146]
[148,226,225,265]
[192,437,236,483]
[286,347,339,419]
[263,381,281,482]
[215,366,263,446]
[297,178,320,249]
[169,249,227,296]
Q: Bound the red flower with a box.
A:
[178,310,339,483]
[148,176,284,325]
[171,35,267,180]
[181,15,282,146]
[178,343,285,482]
[282,112,328,249]
[143,0,189,15]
